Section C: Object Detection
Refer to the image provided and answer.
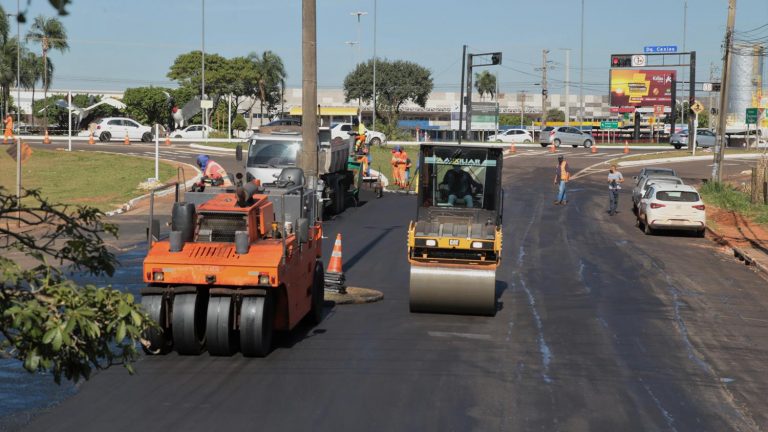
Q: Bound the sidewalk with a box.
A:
[706,206,768,277]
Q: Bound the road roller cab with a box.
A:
[140,170,325,357]
[408,143,505,315]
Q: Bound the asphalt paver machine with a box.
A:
[408,143,505,315]
[140,169,324,357]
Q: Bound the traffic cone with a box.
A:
[509,142,516,154]
[324,233,346,294]
[549,142,556,153]
[623,140,629,154]
[164,134,171,146]
[591,142,597,154]
[124,131,130,145]
[43,130,51,145]
[88,132,95,145]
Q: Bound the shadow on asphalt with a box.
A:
[495,281,508,313]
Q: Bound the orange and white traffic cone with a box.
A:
[591,142,597,154]
[324,233,346,294]
[43,130,51,145]
[124,131,130,145]
[623,140,629,154]
[164,134,171,146]
[550,142,556,153]
[88,132,95,145]
[510,142,516,154]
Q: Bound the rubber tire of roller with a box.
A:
[206,296,236,356]
[172,292,207,355]
[240,295,274,358]
[140,295,172,355]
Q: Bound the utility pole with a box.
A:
[541,49,550,129]
[687,50,696,150]
[519,91,526,129]
[713,0,736,182]
[562,48,571,125]
[301,0,318,179]
[579,0,585,127]
[465,51,474,138]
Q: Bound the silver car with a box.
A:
[669,129,717,150]
[632,174,684,211]
[545,126,595,148]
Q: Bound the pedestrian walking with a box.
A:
[553,155,570,205]
[607,164,624,216]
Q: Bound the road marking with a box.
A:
[427,331,492,340]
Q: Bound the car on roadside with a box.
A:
[542,126,595,148]
[487,129,533,144]
[669,129,717,150]
[633,167,678,186]
[637,184,705,237]
[172,124,216,139]
[94,117,154,142]
[538,126,555,146]
[331,122,387,146]
[632,174,685,212]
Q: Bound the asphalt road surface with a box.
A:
[18,147,768,431]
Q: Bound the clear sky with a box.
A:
[7,0,768,95]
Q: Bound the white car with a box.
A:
[637,184,705,237]
[331,123,387,146]
[669,129,717,150]
[487,129,533,144]
[94,117,154,143]
[172,125,216,139]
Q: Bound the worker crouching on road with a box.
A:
[391,145,408,188]
[196,154,232,189]
[554,155,570,205]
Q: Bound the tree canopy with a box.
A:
[343,59,433,128]
[474,70,496,101]
[123,86,171,126]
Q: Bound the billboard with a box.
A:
[610,69,675,107]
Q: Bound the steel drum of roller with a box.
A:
[409,264,497,315]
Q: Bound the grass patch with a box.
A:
[0,149,178,211]
[700,181,768,225]
[366,144,419,178]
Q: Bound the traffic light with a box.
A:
[611,55,632,68]
[542,89,548,96]
[491,52,502,65]
[712,82,721,92]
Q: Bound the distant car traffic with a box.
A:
[632,174,684,212]
[634,167,678,184]
[542,126,594,148]
[94,117,153,142]
[669,129,717,149]
[487,129,533,144]
[331,122,387,146]
[538,126,555,146]
[172,124,216,139]
[637,184,705,237]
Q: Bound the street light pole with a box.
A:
[561,48,571,125]
[201,0,206,144]
[350,11,367,64]
[579,0,585,127]
[372,0,377,132]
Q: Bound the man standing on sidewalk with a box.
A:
[553,155,570,205]
[607,164,624,216]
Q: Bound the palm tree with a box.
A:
[26,15,69,118]
[21,52,47,126]
[474,70,497,101]
[248,50,286,126]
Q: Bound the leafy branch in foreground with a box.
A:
[0,187,153,383]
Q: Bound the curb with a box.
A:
[324,287,384,304]
[618,152,765,168]
[190,143,237,153]
[705,225,768,277]
[386,140,671,150]
[104,159,201,217]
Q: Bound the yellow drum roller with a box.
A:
[407,142,504,315]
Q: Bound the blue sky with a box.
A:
[7,0,768,95]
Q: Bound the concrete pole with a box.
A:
[563,48,570,125]
[301,0,318,179]
[154,124,160,180]
[578,0,585,127]
[372,0,377,132]
[713,0,736,182]
[541,49,549,129]
[202,0,206,144]
[228,94,232,140]
[67,91,71,152]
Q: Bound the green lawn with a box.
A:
[0,149,178,211]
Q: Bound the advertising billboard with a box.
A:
[610,70,675,107]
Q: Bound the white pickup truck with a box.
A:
[331,122,387,146]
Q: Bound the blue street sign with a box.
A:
[643,45,678,53]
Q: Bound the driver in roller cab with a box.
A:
[442,165,482,208]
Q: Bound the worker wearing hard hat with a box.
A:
[196,154,232,187]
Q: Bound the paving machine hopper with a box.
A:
[408,143,504,315]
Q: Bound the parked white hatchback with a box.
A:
[637,184,706,237]
[94,117,154,142]
[172,124,216,139]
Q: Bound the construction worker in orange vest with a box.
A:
[391,145,408,188]
[3,113,13,144]
[554,155,570,205]
[195,154,233,189]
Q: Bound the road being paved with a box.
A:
[17,147,768,431]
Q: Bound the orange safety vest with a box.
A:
[559,161,570,182]
[204,160,232,186]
